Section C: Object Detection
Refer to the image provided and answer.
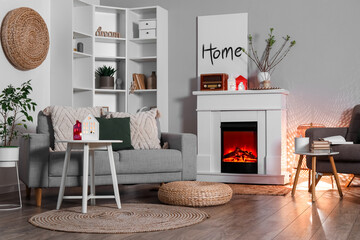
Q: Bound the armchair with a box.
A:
[305,105,360,185]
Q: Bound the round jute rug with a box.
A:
[29,204,209,234]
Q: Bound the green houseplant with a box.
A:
[96,65,117,89]
[0,80,36,164]
[242,28,296,88]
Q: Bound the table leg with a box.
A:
[312,156,316,202]
[107,144,121,209]
[292,155,304,197]
[329,156,343,198]
[56,144,72,210]
[15,162,22,208]
[89,150,95,206]
[82,143,89,214]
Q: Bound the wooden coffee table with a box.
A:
[292,151,343,202]
[56,140,122,213]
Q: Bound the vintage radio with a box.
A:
[200,73,228,91]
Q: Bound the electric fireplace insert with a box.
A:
[221,122,258,174]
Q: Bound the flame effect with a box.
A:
[222,131,257,163]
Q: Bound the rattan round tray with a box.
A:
[1,7,49,70]
[158,181,233,207]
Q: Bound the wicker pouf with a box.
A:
[158,181,233,207]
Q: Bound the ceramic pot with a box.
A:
[100,76,114,89]
[257,72,271,82]
[0,147,19,167]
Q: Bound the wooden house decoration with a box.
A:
[82,114,99,140]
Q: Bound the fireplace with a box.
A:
[194,89,288,184]
[221,122,258,174]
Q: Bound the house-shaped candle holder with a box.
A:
[82,114,99,140]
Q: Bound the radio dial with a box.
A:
[204,84,207,88]
[218,84,221,87]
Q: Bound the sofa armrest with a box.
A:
[19,133,50,188]
[161,133,197,180]
[305,128,348,143]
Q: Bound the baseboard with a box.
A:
[197,172,286,185]
[0,182,25,195]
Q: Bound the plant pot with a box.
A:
[100,76,115,89]
[0,147,19,167]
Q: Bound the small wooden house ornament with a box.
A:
[82,114,99,140]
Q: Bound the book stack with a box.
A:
[311,140,331,153]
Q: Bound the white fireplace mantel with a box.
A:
[193,89,288,184]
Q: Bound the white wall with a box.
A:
[0,0,51,193]
[101,0,360,175]
[101,0,360,134]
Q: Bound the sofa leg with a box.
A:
[26,186,31,200]
[35,188,42,207]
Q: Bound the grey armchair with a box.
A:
[305,105,360,185]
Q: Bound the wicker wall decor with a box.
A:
[0,7,49,71]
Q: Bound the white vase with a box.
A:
[0,147,19,167]
[257,72,271,82]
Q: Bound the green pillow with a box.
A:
[96,117,133,151]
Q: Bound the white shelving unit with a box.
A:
[51,0,168,131]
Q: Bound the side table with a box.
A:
[292,151,343,202]
[56,140,122,213]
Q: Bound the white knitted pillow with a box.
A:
[43,106,102,151]
[110,109,161,150]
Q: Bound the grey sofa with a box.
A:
[19,112,197,207]
[305,105,360,176]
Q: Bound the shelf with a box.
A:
[95,5,126,14]
[129,56,157,62]
[73,51,92,58]
[73,31,92,39]
[130,38,156,44]
[95,36,126,43]
[95,56,125,61]
[130,7,157,15]
[74,0,91,7]
[73,87,93,92]
[133,89,157,93]
[95,89,126,93]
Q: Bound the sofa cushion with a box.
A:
[110,109,161,150]
[43,106,102,151]
[96,117,133,150]
[49,151,120,177]
[49,149,182,177]
[115,149,182,174]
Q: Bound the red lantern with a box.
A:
[73,120,82,140]
[235,75,248,90]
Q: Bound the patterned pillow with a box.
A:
[43,106,102,151]
[110,109,161,149]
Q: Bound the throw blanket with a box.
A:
[43,106,102,151]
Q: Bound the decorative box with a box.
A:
[139,19,156,29]
[140,29,156,39]
[139,19,156,39]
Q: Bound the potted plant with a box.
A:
[242,28,296,88]
[0,80,37,165]
[95,65,117,89]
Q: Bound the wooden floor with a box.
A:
[1,183,360,240]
